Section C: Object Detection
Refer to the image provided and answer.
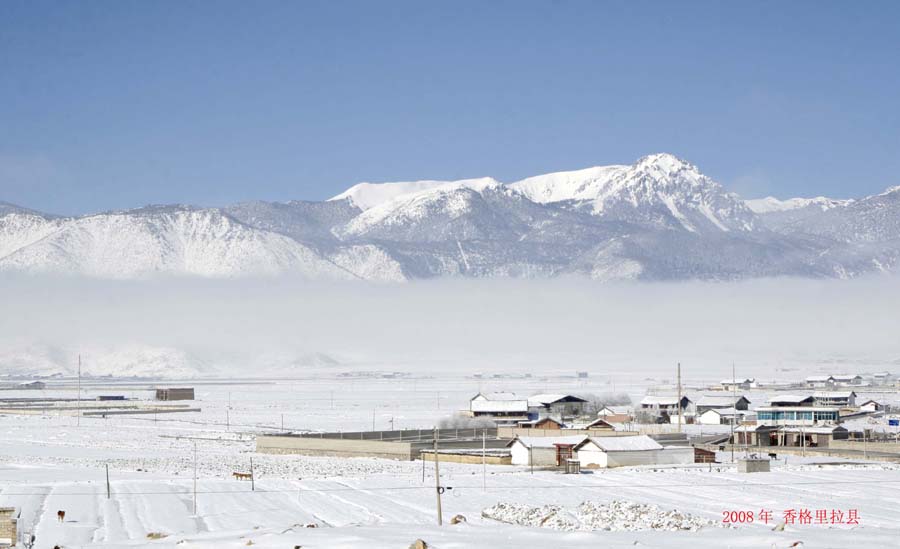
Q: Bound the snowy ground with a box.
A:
[2,375,900,548]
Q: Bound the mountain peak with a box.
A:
[878,185,900,197]
[330,177,500,210]
[634,153,696,173]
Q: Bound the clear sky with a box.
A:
[1,1,899,215]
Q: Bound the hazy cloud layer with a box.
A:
[1,274,899,378]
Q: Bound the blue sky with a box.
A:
[1,1,898,215]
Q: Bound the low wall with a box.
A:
[829,440,900,453]
[257,435,414,460]
[257,433,510,460]
[498,427,638,438]
[420,451,511,465]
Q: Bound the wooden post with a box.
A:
[106,463,110,499]
[482,429,486,492]
[676,362,682,434]
[250,457,255,491]
[192,441,198,515]
[433,427,443,525]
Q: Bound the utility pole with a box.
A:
[676,362,682,433]
[106,463,111,499]
[731,362,736,462]
[482,429,487,492]
[433,427,443,526]
[372,408,376,431]
[281,413,284,432]
[77,354,82,426]
[226,408,230,432]
[192,440,198,515]
[250,457,255,491]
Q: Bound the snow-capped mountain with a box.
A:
[1,153,898,281]
[329,177,500,210]
[746,195,854,231]
[745,196,852,214]
[0,205,384,280]
[511,154,758,234]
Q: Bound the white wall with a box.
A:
[699,410,727,425]
[579,447,695,468]
[510,443,556,466]
[577,448,608,468]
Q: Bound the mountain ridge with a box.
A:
[2,153,898,281]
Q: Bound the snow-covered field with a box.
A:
[2,376,900,548]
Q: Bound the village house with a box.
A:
[696,395,751,415]
[574,435,694,468]
[507,435,588,466]
[155,387,195,401]
[805,375,835,388]
[859,399,884,412]
[756,406,840,427]
[872,372,893,385]
[639,395,692,414]
[596,405,633,424]
[526,394,589,419]
[516,417,563,430]
[768,394,816,407]
[468,392,529,423]
[720,378,754,391]
[813,391,857,408]
[832,374,864,387]
[581,417,616,430]
[698,407,745,425]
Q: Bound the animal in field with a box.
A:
[57,510,65,522]
[232,472,252,481]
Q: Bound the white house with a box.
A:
[469,392,529,422]
[859,399,883,412]
[506,435,587,466]
[698,407,744,425]
[805,375,835,388]
[813,391,857,408]
[574,435,693,468]
[721,378,755,390]
[872,372,893,385]
[832,374,863,386]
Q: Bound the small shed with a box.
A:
[516,417,563,430]
[574,435,665,468]
[694,447,717,463]
[155,387,195,401]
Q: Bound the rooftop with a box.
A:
[576,435,663,452]
[509,435,587,449]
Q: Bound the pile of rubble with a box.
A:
[481,500,722,532]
